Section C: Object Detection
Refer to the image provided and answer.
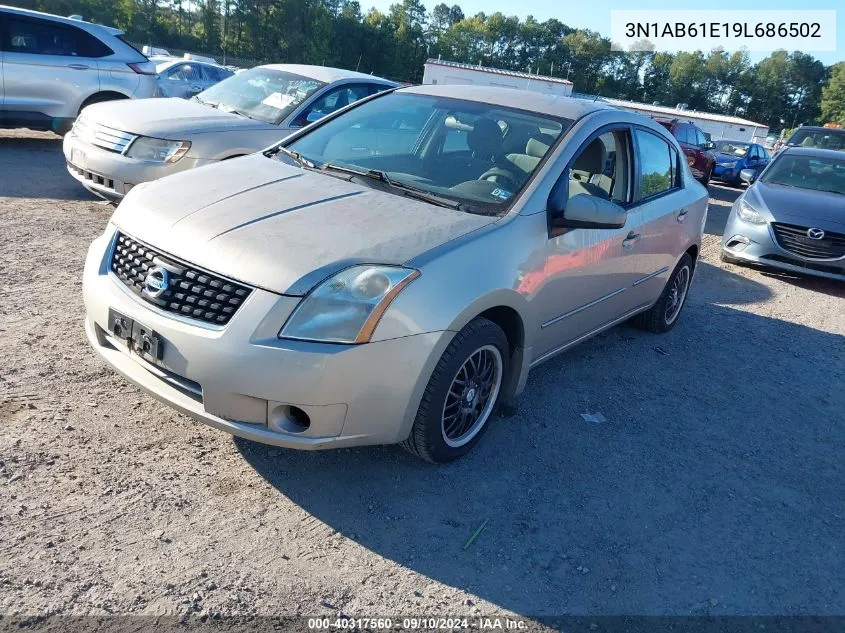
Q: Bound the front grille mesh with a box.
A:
[74,117,137,154]
[111,232,252,326]
[772,223,845,260]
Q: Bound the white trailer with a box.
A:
[423,59,573,97]
[599,97,768,143]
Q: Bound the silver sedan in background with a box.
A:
[721,147,845,280]
[62,64,396,200]
[152,58,234,99]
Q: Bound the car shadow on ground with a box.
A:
[236,263,843,616]
[0,132,101,201]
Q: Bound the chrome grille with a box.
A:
[110,232,252,326]
[772,223,845,260]
[73,117,137,154]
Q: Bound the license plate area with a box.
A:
[108,308,164,362]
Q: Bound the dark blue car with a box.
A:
[712,140,770,187]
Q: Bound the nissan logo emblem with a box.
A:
[143,266,170,298]
[806,228,825,240]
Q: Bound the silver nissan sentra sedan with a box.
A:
[83,84,708,462]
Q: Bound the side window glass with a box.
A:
[201,65,221,82]
[568,130,630,205]
[4,17,107,57]
[675,127,690,145]
[634,129,675,200]
[168,64,200,82]
[695,129,706,147]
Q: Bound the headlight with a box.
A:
[736,199,767,225]
[125,136,191,163]
[719,161,738,168]
[279,265,420,344]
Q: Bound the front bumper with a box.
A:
[62,131,211,200]
[721,213,845,281]
[83,229,452,449]
[713,164,741,182]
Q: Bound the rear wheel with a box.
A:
[699,164,713,187]
[634,253,693,333]
[401,318,508,463]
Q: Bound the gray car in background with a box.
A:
[0,4,157,134]
[722,147,845,280]
[152,58,234,99]
[82,85,707,462]
[62,64,396,200]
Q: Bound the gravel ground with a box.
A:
[1,131,843,624]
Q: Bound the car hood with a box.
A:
[112,155,496,295]
[716,152,745,163]
[750,181,845,230]
[83,98,275,137]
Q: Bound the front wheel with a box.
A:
[401,318,508,463]
[634,253,693,333]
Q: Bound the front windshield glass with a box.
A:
[787,128,845,151]
[281,92,571,215]
[760,154,845,195]
[715,141,750,157]
[196,68,325,124]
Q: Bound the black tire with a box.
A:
[634,253,694,334]
[401,317,509,463]
[699,165,713,187]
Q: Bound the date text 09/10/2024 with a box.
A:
[307,617,528,630]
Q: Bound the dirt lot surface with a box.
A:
[1,131,844,623]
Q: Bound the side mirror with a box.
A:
[551,193,627,230]
[306,110,325,123]
[740,168,757,184]
[705,141,716,151]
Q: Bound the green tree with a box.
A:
[820,63,845,126]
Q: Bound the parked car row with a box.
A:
[4,4,841,463]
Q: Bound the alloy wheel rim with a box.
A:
[665,265,690,325]
[441,345,503,448]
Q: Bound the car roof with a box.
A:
[781,146,845,159]
[0,4,123,36]
[156,58,226,70]
[399,84,616,120]
[790,126,844,132]
[717,139,753,144]
[257,64,396,85]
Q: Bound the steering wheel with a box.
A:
[478,168,519,193]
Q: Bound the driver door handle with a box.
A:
[68,63,89,70]
[623,232,641,248]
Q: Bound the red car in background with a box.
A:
[656,119,716,185]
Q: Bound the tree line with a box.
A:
[15,0,845,130]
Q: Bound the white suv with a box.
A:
[0,5,157,135]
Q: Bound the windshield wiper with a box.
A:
[320,164,462,210]
[274,146,315,169]
[192,96,216,108]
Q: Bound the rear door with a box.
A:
[0,13,104,124]
[626,127,688,307]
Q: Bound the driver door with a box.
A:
[530,126,645,360]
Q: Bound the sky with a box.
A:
[364,0,844,66]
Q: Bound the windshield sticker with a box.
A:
[491,188,512,201]
[261,92,296,109]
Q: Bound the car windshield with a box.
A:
[196,67,325,125]
[760,154,845,195]
[786,128,845,151]
[280,92,571,215]
[715,141,750,157]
